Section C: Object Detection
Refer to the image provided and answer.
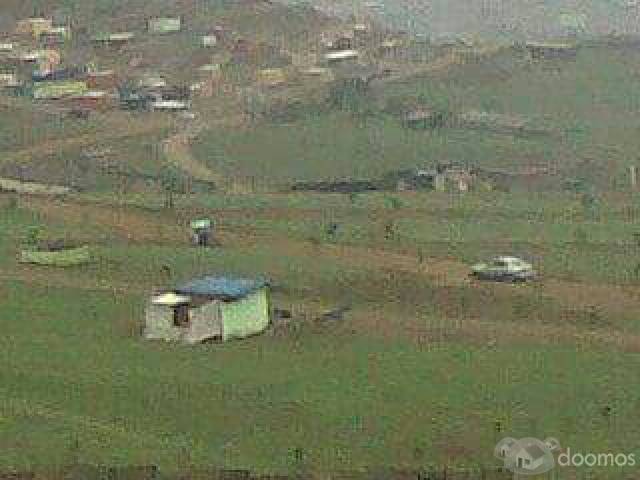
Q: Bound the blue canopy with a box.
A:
[175,275,268,298]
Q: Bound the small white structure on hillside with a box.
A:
[148,17,182,34]
[323,49,359,65]
[144,275,271,344]
[202,35,218,47]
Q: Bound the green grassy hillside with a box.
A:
[1,191,640,477]
[192,45,640,188]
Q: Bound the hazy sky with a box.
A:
[291,0,640,39]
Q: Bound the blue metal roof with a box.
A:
[175,275,268,298]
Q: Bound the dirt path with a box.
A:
[0,267,143,295]
[8,195,640,352]
[160,109,248,190]
[0,113,170,167]
[20,196,640,313]
[162,124,223,185]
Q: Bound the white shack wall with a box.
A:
[144,304,183,341]
[184,300,222,344]
[144,300,223,344]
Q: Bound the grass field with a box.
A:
[1,191,639,478]
[191,45,640,189]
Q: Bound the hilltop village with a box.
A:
[0,1,590,195]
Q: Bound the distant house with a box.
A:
[558,12,587,36]
[301,67,333,81]
[402,108,445,129]
[202,35,218,47]
[384,164,474,192]
[39,26,71,46]
[137,74,167,89]
[353,24,369,37]
[149,99,190,111]
[32,65,87,82]
[144,275,270,344]
[11,48,60,66]
[86,70,118,90]
[377,39,403,59]
[332,35,354,51]
[257,68,286,88]
[70,90,111,110]
[439,165,474,192]
[119,88,153,110]
[198,64,221,74]
[15,18,53,38]
[381,168,439,191]
[148,17,182,34]
[323,49,359,65]
[457,110,530,135]
[32,80,88,100]
[320,31,354,51]
[0,177,70,195]
[0,73,18,87]
[524,41,578,60]
[92,32,135,46]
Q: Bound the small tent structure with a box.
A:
[144,275,270,344]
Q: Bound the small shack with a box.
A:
[439,165,474,192]
[381,168,438,191]
[382,164,475,192]
[144,275,270,344]
[402,108,445,129]
[524,42,578,60]
[40,26,71,46]
[190,218,213,246]
[148,17,182,34]
[257,68,286,88]
[323,50,359,65]
[70,90,110,110]
[377,39,403,59]
[138,74,167,89]
[32,80,88,100]
[92,32,135,47]
[86,70,118,90]
[202,35,218,48]
[32,65,87,82]
[0,73,18,87]
[149,99,190,111]
[457,110,533,135]
[15,18,53,38]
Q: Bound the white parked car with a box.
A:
[470,256,537,282]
